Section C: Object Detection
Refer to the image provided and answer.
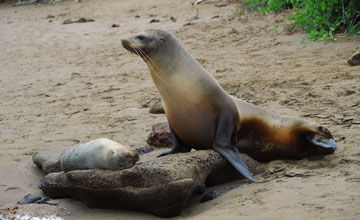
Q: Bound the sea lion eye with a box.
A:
[318,126,332,138]
[137,35,145,41]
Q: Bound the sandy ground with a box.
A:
[0,0,360,219]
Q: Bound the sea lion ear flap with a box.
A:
[159,36,165,41]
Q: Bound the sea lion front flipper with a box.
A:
[213,110,256,182]
[158,126,191,157]
[214,145,256,182]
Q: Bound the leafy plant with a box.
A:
[241,0,360,41]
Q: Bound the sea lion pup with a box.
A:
[122,29,337,182]
[60,138,139,172]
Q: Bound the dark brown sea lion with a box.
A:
[122,29,337,182]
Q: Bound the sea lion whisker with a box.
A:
[132,46,164,76]
[134,46,173,88]
[138,50,166,76]
[127,42,143,59]
[127,43,161,80]
[136,47,164,76]
[127,43,165,84]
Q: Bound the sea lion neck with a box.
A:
[144,35,227,103]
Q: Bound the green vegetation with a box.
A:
[241,0,360,41]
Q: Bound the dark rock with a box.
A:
[62,19,72,25]
[33,146,70,174]
[149,99,165,114]
[184,22,194,26]
[111,24,120,28]
[150,19,160,23]
[170,16,177,22]
[75,17,95,23]
[215,3,228,7]
[17,194,58,206]
[147,122,172,148]
[348,50,360,66]
[63,17,95,25]
[200,184,242,203]
[17,194,42,205]
[41,150,264,217]
[135,146,154,155]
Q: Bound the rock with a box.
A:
[150,19,160,23]
[17,194,58,206]
[170,16,177,22]
[33,146,70,174]
[147,122,172,148]
[348,49,360,66]
[40,150,264,217]
[135,146,154,155]
[63,17,95,25]
[215,2,228,7]
[183,22,194,26]
[60,138,139,172]
[75,17,95,23]
[62,19,72,25]
[17,194,42,205]
[149,99,165,114]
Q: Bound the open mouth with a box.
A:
[122,39,145,58]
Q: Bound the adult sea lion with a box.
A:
[122,29,337,182]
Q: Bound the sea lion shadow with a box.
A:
[306,154,328,161]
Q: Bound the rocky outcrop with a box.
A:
[40,150,264,217]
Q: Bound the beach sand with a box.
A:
[0,0,359,219]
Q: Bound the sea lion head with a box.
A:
[105,142,139,170]
[297,123,337,156]
[122,29,170,58]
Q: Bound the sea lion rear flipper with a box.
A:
[214,145,256,182]
[158,125,191,157]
